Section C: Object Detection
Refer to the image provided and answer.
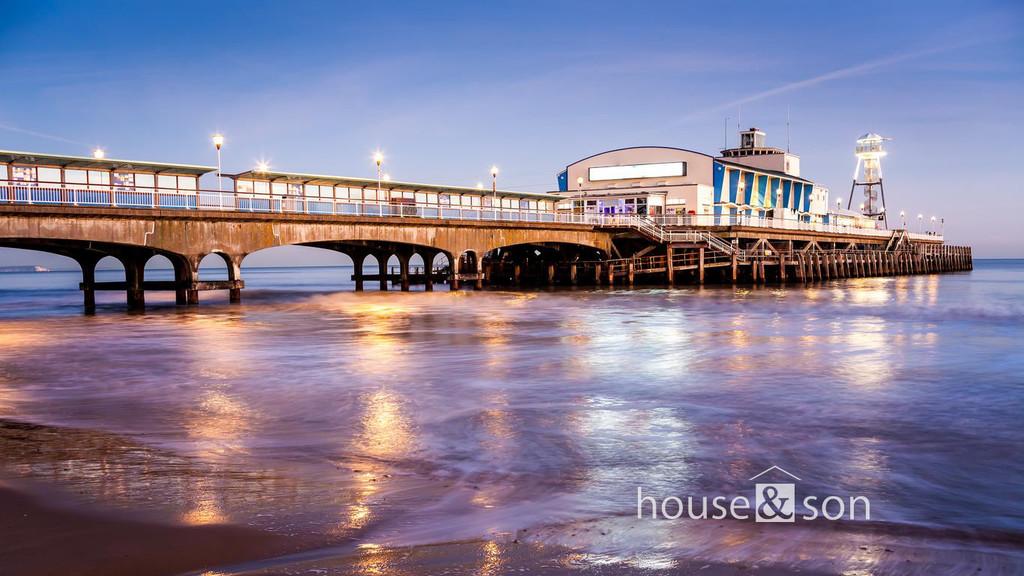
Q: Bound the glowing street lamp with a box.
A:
[917,213,923,233]
[490,165,499,219]
[900,210,906,228]
[92,147,105,160]
[373,151,384,204]
[930,215,936,234]
[212,133,225,191]
[383,173,391,182]
[255,160,270,173]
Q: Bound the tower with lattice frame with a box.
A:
[847,133,890,228]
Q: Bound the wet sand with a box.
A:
[0,486,301,576]
[0,485,829,576]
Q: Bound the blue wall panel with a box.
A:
[743,172,755,205]
[713,163,725,203]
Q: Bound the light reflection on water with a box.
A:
[0,261,1023,562]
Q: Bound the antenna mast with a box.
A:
[786,106,791,153]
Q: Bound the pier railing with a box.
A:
[0,182,940,242]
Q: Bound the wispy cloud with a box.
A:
[672,40,988,125]
[0,121,84,146]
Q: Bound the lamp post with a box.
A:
[900,210,906,229]
[940,217,944,236]
[373,151,384,202]
[917,213,923,233]
[212,134,225,192]
[490,165,499,220]
[930,216,936,235]
[576,176,584,219]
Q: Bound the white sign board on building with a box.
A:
[589,162,685,181]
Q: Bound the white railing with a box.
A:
[0,183,586,224]
[0,182,942,242]
[651,213,942,241]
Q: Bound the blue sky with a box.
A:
[1,0,1022,266]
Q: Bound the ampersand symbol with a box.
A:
[758,485,793,520]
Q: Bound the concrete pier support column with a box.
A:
[226,253,243,303]
[594,263,602,285]
[731,252,738,284]
[377,252,390,291]
[570,263,578,285]
[698,247,705,285]
[778,255,787,283]
[352,252,365,291]
[173,258,195,305]
[627,261,635,287]
[475,257,485,290]
[514,263,522,286]
[124,256,145,311]
[398,253,411,292]
[547,263,556,286]
[76,253,100,314]
[422,252,435,292]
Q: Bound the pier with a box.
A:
[0,192,970,312]
[0,147,971,312]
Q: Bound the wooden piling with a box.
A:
[698,247,705,285]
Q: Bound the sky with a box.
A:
[0,0,1022,268]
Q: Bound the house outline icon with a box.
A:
[749,465,802,482]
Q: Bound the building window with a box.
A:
[113,172,135,190]
[11,166,36,183]
[38,167,61,184]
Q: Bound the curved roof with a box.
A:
[565,146,715,169]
